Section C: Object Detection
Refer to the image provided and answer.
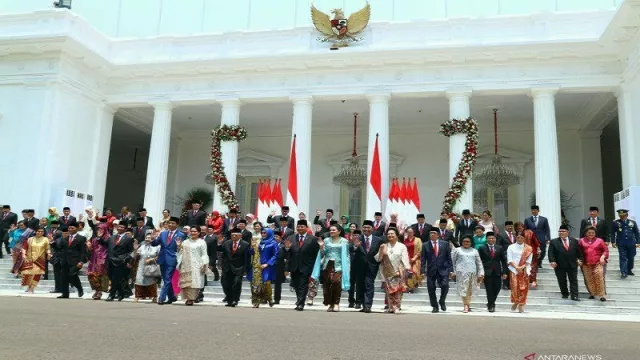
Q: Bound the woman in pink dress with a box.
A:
[86,223,110,300]
[578,226,609,301]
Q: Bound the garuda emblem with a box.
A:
[311,2,371,50]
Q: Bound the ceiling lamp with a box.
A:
[333,112,367,188]
[474,109,521,190]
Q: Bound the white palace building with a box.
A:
[1,0,640,234]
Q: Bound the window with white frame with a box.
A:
[339,185,365,227]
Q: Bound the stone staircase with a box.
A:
[1,249,638,314]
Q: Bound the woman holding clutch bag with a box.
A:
[134,232,160,303]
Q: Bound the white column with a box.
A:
[291,95,313,215]
[143,102,173,222]
[365,93,390,220]
[213,98,241,213]
[88,103,116,211]
[532,87,561,235]
[616,87,637,189]
[446,90,473,212]
[579,130,604,214]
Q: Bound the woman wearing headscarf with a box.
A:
[207,211,224,235]
[311,225,350,312]
[375,227,410,314]
[86,223,110,300]
[339,215,351,233]
[177,227,209,306]
[46,207,59,226]
[247,227,279,308]
[245,214,257,235]
[19,227,50,293]
[578,226,609,301]
[451,235,484,313]
[135,232,160,303]
[472,225,487,250]
[9,222,34,276]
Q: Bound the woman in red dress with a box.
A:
[515,221,541,288]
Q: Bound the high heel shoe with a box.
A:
[511,303,518,311]
[463,305,469,313]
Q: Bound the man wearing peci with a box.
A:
[360,220,383,313]
[411,213,430,243]
[183,202,207,228]
[455,209,477,246]
[548,225,584,301]
[106,223,135,301]
[421,226,453,313]
[524,205,551,267]
[220,228,250,307]
[478,232,508,312]
[285,219,322,311]
[0,205,18,258]
[57,221,86,299]
[151,216,185,305]
[579,206,610,242]
[267,206,295,230]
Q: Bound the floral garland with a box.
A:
[210,125,248,211]
[440,117,479,214]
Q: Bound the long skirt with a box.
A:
[181,287,199,301]
[251,281,272,305]
[461,277,474,306]
[510,271,530,305]
[21,274,41,289]
[88,273,109,292]
[307,278,319,301]
[529,254,539,283]
[322,261,342,306]
[582,264,606,298]
[11,248,23,274]
[406,260,422,290]
[382,281,403,311]
[135,284,158,299]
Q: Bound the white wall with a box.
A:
[168,127,596,233]
[0,0,619,37]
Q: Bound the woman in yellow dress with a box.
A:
[20,227,50,293]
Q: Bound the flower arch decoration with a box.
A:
[210,125,248,211]
[440,117,479,214]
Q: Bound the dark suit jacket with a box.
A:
[410,223,431,242]
[267,215,295,230]
[57,215,77,226]
[436,229,456,246]
[183,210,206,228]
[25,217,40,231]
[421,239,453,277]
[524,216,551,242]
[60,233,87,266]
[548,237,583,269]
[497,231,517,248]
[349,242,367,272]
[478,244,508,277]
[119,214,136,228]
[579,217,610,242]
[223,218,239,236]
[286,233,320,274]
[204,234,218,267]
[372,221,386,237]
[275,242,289,281]
[107,233,134,267]
[360,234,383,277]
[455,218,477,242]
[240,230,252,243]
[275,227,294,240]
[220,240,249,275]
[1,211,18,231]
[132,225,151,244]
[313,216,335,234]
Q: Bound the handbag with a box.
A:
[143,259,161,278]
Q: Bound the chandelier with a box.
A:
[333,112,367,188]
[474,109,521,190]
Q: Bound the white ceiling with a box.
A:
[113,92,617,143]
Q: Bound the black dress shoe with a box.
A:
[488,307,495,313]
[157,301,165,305]
[355,304,362,309]
[439,303,446,312]
[49,290,61,294]
[222,297,228,302]
[432,307,439,313]
[295,305,303,311]
[274,301,280,305]
[117,295,125,302]
[358,308,365,312]
[232,301,238,307]
[562,295,569,299]
[629,271,635,276]
[589,296,595,299]
[600,297,606,302]
[364,307,371,313]
[571,297,581,301]
[348,303,355,308]
[621,274,628,279]
[225,303,233,307]
[383,305,389,310]
[167,297,177,304]
[78,289,84,298]
[57,295,69,299]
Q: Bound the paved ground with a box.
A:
[0,297,635,360]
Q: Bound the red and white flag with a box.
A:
[399,178,409,222]
[256,180,269,222]
[271,179,284,214]
[367,134,382,219]
[384,178,398,221]
[285,135,299,217]
[411,178,421,214]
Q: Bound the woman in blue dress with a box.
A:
[312,225,350,312]
[247,227,279,308]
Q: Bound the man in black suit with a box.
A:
[478,232,508,312]
[220,228,249,307]
[204,226,219,281]
[359,220,383,313]
[285,219,321,311]
[25,209,39,231]
[1,205,18,257]
[267,206,295,230]
[223,209,239,236]
[57,221,86,299]
[273,230,289,305]
[436,218,457,247]
[183,203,206,228]
[132,217,150,245]
[106,223,134,301]
[275,217,294,240]
[313,208,335,235]
[236,220,253,243]
[421,227,453,313]
[455,209,477,245]
[497,220,516,289]
[48,223,65,293]
[57,207,76,226]
[524,205,551,266]
[348,229,366,309]
[548,225,584,301]
[138,208,155,229]
[372,212,386,237]
[410,213,430,243]
[579,206,610,242]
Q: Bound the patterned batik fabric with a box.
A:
[510,272,529,305]
[307,278,319,300]
[322,261,342,306]
[582,264,606,297]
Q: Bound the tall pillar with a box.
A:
[143,102,173,222]
[290,95,313,215]
[365,93,390,220]
[446,90,473,212]
[579,130,604,215]
[532,87,561,235]
[616,87,637,189]
[88,103,116,211]
[213,98,241,213]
